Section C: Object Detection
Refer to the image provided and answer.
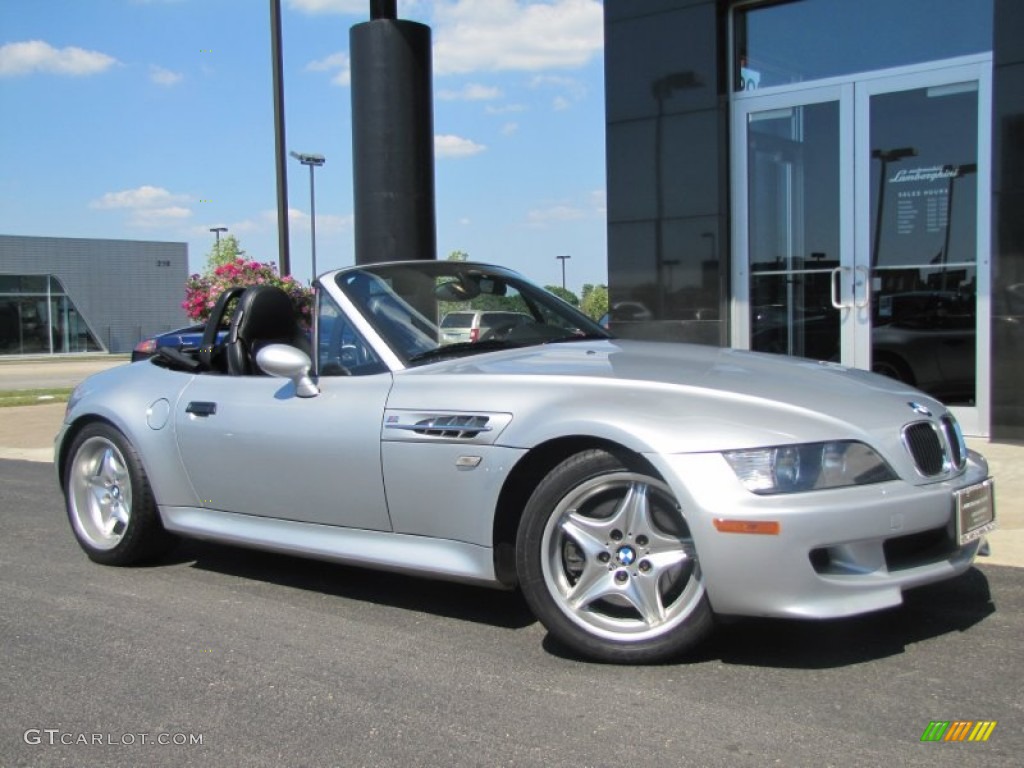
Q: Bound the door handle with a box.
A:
[186,401,217,417]
[830,267,851,309]
[855,266,872,309]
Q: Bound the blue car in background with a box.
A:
[132,323,308,364]
[131,325,209,362]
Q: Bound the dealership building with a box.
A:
[603,0,1024,439]
[0,235,188,356]
[3,1,1022,440]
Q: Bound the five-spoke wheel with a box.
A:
[65,423,175,565]
[517,449,712,662]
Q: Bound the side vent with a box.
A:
[383,410,512,444]
[412,415,491,439]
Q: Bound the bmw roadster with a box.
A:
[56,261,996,663]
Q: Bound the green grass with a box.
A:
[0,388,74,408]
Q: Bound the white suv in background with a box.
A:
[439,310,533,344]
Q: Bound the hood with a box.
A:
[423,338,925,408]
[405,339,944,448]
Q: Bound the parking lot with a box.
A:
[1,355,1021,765]
[2,460,1022,767]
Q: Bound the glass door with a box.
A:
[731,85,854,364]
[855,63,991,435]
[732,59,990,434]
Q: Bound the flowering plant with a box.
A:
[183,258,313,327]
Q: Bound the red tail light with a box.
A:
[470,328,479,343]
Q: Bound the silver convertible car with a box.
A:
[56,261,996,663]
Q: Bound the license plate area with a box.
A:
[954,479,996,546]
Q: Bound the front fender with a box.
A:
[56,362,199,508]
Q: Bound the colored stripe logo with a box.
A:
[921,721,997,742]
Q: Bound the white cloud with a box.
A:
[432,0,603,75]
[130,206,192,227]
[286,0,368,13]
[297,2,602,82]
[500,122,519,136]
[306,51,350,86]
[90,186,193,227]
[90,185,190,210]
[0,40,118,77]
[531,73,587,110]
[437,83,501,101]
[526,202,587,228]
[435,134,486,158]
[150,65,183,86]
[287,0,433,16]
[258,209,353,234]
[526,190,605,228]
[305,212,354,234]
[485,103,527,115]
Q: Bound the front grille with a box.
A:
[940,415,965,470]
[904,422,945,476]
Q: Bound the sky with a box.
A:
[0,0,608,294]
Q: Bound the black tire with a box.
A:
[63,422,177,565]
[516,449,713,663]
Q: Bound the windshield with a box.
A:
[334,262,610,366]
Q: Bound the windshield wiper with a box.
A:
[408,339,522,364]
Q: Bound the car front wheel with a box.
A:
[517,449,713,663]
[64,423,176,565]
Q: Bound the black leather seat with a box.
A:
[224,285,307,375]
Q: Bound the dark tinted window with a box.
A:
[735,0,993,92]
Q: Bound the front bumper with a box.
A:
[648,450,993,619]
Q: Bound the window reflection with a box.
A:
[747,100,841,360]
[735,0,992,92]
[0,275,103,355]
[316,290,385,376]
[869,84,978,404]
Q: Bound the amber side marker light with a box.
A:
[713,519,781,535]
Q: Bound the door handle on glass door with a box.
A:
[854,266,871,309]
[830,267,851,309]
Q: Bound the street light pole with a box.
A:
[209,227,227,260]
[556,254,571,291]
[270,0,291,277]
[290,151,326,280]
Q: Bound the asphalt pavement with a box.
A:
[1,460,1022,767]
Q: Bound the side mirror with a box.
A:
[256,344,319,398]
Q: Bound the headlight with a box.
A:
[723,441,896,495]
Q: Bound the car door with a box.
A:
[173,286,395,532]
[173,372,394,531]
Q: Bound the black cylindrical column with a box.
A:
[350,8,436,264]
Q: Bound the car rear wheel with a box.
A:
[65,423,176,565]
[516,449,713,663]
